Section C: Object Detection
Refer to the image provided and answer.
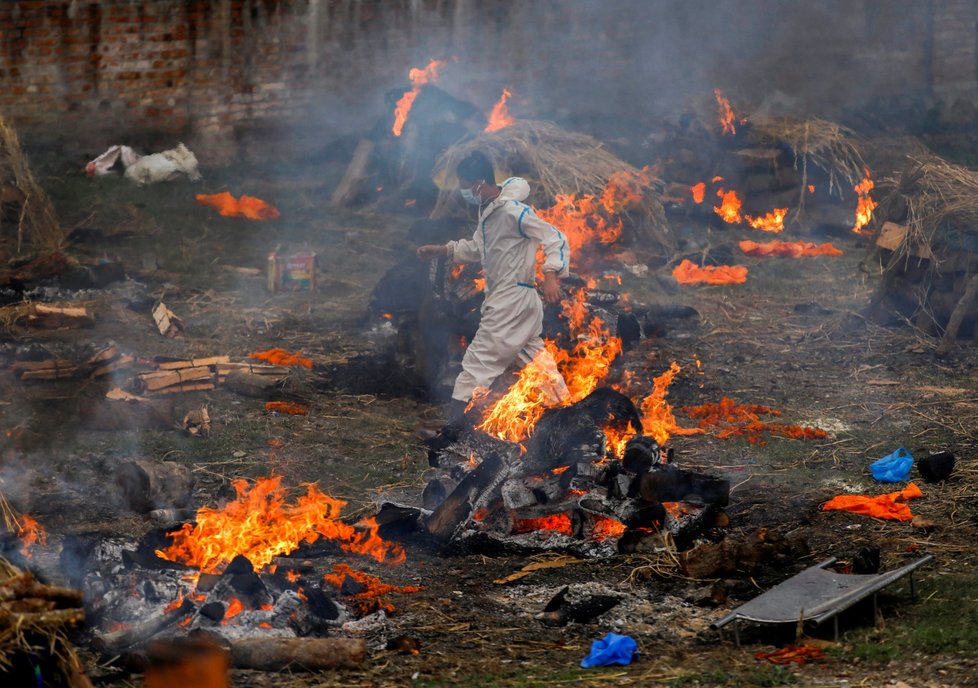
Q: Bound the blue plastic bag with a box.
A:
[580,632,638,668]
[870,447,914,482]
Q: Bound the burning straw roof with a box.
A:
[430,120,671,253]
[0,115,62,256]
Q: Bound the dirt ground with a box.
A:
[2,136,978,688]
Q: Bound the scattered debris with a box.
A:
[917,451,955,483]
[870,447,914,482]
[580,632,637,668]
[85,143,201,185]
[493,555,580,585]
[822,482,924,521]
[183,406,211,437]
[754,645,826,665]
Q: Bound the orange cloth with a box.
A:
[739,240,843,258]
[196,192,280,220]
[754,646,826,665]
[672,259,748,285]
[822,482,923,521]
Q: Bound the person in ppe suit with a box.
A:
[417,151,571,421]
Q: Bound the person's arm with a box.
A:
[516,207,569,304]
[417,229,482,263]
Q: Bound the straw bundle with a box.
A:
[430,120,670,252]
[749,117,867,211]
[0,115,63,255]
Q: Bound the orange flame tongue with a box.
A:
[683,396,828,445]
[713,189,743,223]
[673,259,748,285]
[852,168,877,235]
[714,88,741,135]
[478,291,623,443]
[690,182,706,204]
[392,59,445,137]
[485,88,515,132]
[324,563,421,615]
[744,208,787,232]
[16,514,46,558]
[155,477,405,573]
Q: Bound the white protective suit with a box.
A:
[446,177,571,404]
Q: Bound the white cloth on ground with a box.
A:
[445,177,571,403]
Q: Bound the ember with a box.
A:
[852,168,877,235]
[265,401,309,415]
[739,240,843,258]
[512,513,574,536]
[683,397,828,445]
[673,259,748,286]
[713,188,743,224]
[155,476,405,573]
[195,192,280,221]
[591,515,627,540]
[485,87,514,132]
[392,59,445,137]
[323,563,421,615]
[250,348,314,369]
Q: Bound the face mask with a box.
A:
[460,182,482,206]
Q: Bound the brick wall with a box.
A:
[0,0,975,155]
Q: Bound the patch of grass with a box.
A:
[670,669,733,686]
[842,573,978,663]
[743,665,797,686]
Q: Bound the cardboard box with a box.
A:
[268,252,316,291]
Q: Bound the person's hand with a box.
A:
[542,272,561,305]
[416,244,447,261]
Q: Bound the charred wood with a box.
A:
[637,465,729,507]
[93,598,194,653]
[426,452,509,541]
[114,460,193,514]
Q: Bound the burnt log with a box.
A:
[637,465,729,507]
[523,388,642,474]
[114,460,193,514]
[94,598,194,653]
[230,638,366,671]
[622,435,662,474]
[578,495,665,529]
[426,452,508,540]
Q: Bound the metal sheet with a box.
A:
[713,555,933,629]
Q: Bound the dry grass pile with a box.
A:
[876,154,978,263]
[430,120,669,250]
[0,115,63,256]
[749,117,867,208]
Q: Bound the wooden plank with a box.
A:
[91,354,134,378]
[155,355,230,370]
[150,382,215,395]
[152,302,183,338]
[135,366,213,392]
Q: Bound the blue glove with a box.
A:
[580,632,638,668]
[870,447,914,483]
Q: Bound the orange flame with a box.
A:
[196,193,280,221]
[690,182,705,204]
[224,598,245,620]
[250,348,313,369]
[16,514,46,558]
[478,296,622,442]
[155,477,405,573]
[713,188,743,224]
[600,168,651,215]
[744,208,787,232]
[324,563,421,615]
[485,88,514,132]
[852,168,877,235]
[714,89,740,135]
[808,184,816,193]
[512,513,573,536]
[683,397,827,446]
[673,259,748,285]
[739,240,843,258]
[392,59,444,137]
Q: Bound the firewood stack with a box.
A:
[0,557,91,688]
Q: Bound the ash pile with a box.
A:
[378,388,729,557]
